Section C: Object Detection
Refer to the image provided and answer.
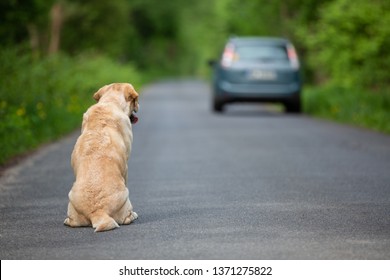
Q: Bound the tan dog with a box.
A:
[64,83,139,232]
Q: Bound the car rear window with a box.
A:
[235,45,288,62]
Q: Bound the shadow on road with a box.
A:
[218,104,286,118]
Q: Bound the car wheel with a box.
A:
[285,94,301,113]
[213,98,225,113]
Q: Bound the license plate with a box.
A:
[248,70,277,80]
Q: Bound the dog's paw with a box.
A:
[64,217,70,226]
[123,211,138,224]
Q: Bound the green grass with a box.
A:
[0,48,143,165]
[303,86,390,134]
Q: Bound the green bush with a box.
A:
[0,48,142,165]
[303,86,390,133]
[298,0,390,89]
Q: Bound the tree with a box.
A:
[0,0,54,53]
[299,0,390,88]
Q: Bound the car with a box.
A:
[209,36,302,113]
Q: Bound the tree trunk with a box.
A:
[27,23,40,54]
[49,3,64,55]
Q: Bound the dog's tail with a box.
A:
[91,212,119,232]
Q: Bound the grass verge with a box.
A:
[0,48,143,166]
[303,86,390,134]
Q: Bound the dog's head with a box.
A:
[93,83,139,124]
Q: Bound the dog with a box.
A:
[64,83,139,232]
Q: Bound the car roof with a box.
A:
[228,36,290,47]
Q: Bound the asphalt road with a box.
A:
[1,79,390,259]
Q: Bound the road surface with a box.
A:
[1,80,390,259]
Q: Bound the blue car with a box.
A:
[209,37,302,113]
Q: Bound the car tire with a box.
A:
[285,94,301,113]
[213,97,225,113]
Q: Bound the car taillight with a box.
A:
[287,44,299,69]
[221,43,236,68]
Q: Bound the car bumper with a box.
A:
[216,81,301,100]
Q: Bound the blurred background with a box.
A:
[1,0,390,165]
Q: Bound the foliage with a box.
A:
[127,0,182,70]
[298,0,390,89]
[61,0,131,57]
[1,0,390,87]
[0,0,54,47]
[304,86,390,133]
[0,47,142,165]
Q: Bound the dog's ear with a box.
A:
[124,84,139,102]
[133,96,139,112]
[123,84,139,113]
[125,84,139,112]
[93,85,110,102]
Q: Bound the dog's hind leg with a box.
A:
[116,198,138,225]
[64,202,90,227]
